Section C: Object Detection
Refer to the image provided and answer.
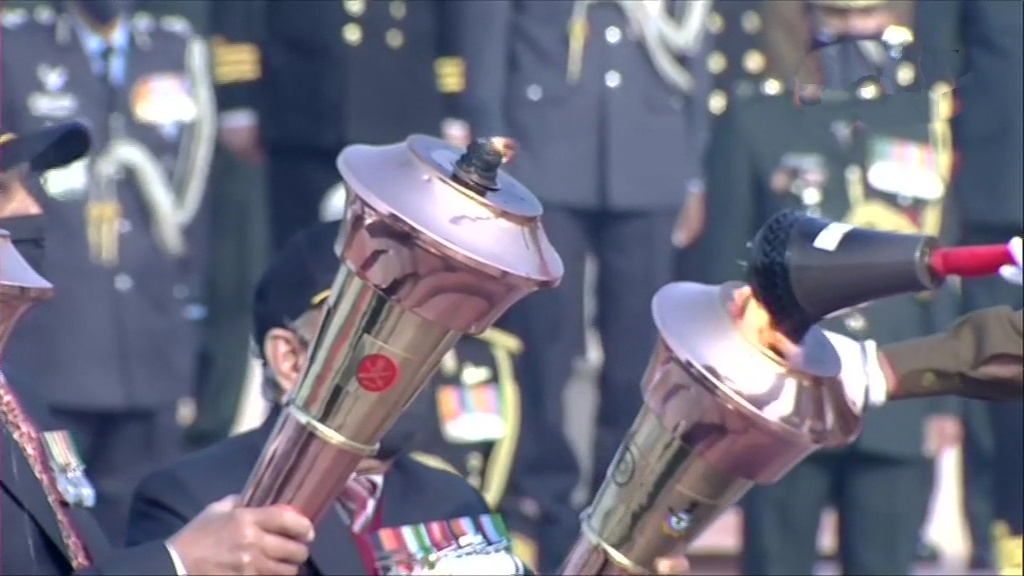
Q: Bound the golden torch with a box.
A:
[560,281,864,575]
[240,136,562,522]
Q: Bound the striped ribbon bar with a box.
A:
[370,513,512,575]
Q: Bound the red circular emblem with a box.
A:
[356,354,399,392]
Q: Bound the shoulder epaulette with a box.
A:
[212,35,262,85]
[1,7,29,30]
[131,11,156,34]
[409,451,462,477]
[158,14,194,38]
[475,327,524,356]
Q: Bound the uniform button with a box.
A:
[385,28,404,49]
[118,219,132,234]
[342,23,363,46]
[844,312,868,335]
[525,84,543,101]
[896,62,916,87]
[707,89,728,115]
[172,284,190,299]
[604,25,622,44]
[706,50,727,75]
[705,12,724,35]
[389,0,406,20]
[742,49,766,75]
[343,0,365,17]
[740,10,762,34]
[604,69,622,88]
[801,187,823,207]
[113,273,134,292]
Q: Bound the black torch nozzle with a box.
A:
[453,137,516,194]
[747,210,942,343]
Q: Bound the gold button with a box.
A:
[740,10,762,34]
[761,78,783,96]
[742,49,766,75]
[342,22,363,46]
[389,0,407,20]
[856,80,883,100]
[385,28,404,49]
[921,371,938,388]
[708,89,728,115]
[705,12,724,35]
[843,312,868,335]
[896,62,916,87]
[343,0,366,18]
[706,50,727,75]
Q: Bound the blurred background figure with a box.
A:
[689,0,964,573]
[1,0,214,541]
[208,0,466,251]
[452,0,715,569]
[915,2,1024,574]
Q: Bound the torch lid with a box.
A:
[337,135,562,284]
[650,281,862,448]
[0,229,53,296]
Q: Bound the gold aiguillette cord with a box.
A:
[86,195,122,267]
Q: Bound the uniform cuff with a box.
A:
[165,541,189,576]
[218,108,258,130]
[862,339,889,407]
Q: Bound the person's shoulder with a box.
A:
[139,429,262,496]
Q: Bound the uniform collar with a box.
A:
[72,14,130,56]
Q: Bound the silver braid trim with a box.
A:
[614,0,713,94]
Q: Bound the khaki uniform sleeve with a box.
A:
[885,306,1023,401]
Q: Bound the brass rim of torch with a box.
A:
[287,405,379,456]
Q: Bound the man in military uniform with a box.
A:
[127,221,536,576]
[208,0,466,251]
[453,5,714,566]
[691,1,964,572]
[915,3,1024,572]
[1,0,215,541]
[414,327,579,572]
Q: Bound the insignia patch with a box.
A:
[28,64,79,120]
[130,73,198,130]
[41,430,96,508]
[40,158,89,201]
[866,136,944,201]
[436,364,508,444]
[370,513,512,575]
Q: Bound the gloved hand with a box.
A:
[822,330,890,410]
[998,236,1022,286]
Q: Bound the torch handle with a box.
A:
[928,244,1013,278]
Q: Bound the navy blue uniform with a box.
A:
[1,4,213,540]
[127,412,493,575]
[209,0,463,249]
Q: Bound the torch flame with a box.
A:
[731,286,802,363]
[487,137,517,165]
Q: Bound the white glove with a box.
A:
[822,331,890,410]
[998,236,1022,286]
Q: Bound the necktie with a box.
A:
[338,475,380,534]
[0,377,93,570]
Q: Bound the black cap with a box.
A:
[0,121,91,172]
[252,221,340,354]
